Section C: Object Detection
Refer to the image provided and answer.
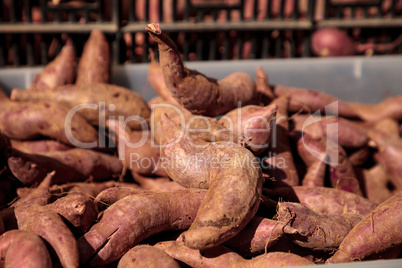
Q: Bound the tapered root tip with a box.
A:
[146,23,161,35]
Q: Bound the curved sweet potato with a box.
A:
[160,114,262,249]
[29,42,76,91]
[94,185,145,210]
[10,139,72,154]
[146,23,257,117]
[0,230,52,268]
[0,98,98,147]
[155,240,315,267]
[78,189,206,266]
[11,83,151,130]
[264,186,377,215]
[326,192,402,263]
[76,29,110,84]
[14,205,79,268]
[117,244,180,268]
[349,96,402,122]
[6,147,123,185]
[276,202,363,250]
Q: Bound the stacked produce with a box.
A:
[0,25,401,267]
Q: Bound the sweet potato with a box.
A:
[131,172,186,192]
[362,165,394,204]
[160,114,262,249]
[264,186,377,215]
[255,66,275,104]
[10,139,72,154]
[272,85,360,119]
[29,42,76,91]
[296,134,327,187]
[107,119,167,176]
[78,189,206,266]
[76,29,110,84]
[151,99,238,145]
[223,216,297,257]
[326,192,402,263]
[10,171,54,207]
[6,147,123,185]
[348,145,371,166]
[276,201,363,250]
[291,114,325,140]
[263,96,300,186]
[48,194,98,234]
[94,185,145,210]
[218,104,277,154]
[14,205,79,268]
[148,49,179,105]
[366,122,402,190]
[117,244,180,268]
[0,94,98,147]
[0,230,52,268]
[11,83,151,130]
[146,23,258,117]
[155,240,315,267]
[48,181,118,200]
[350,96,402,122]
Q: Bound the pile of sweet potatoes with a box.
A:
[1,25,401,268]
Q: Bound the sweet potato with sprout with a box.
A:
[272,85,360,118]
[264,186,377,215]
[76,29,110,84]
[326,192,402,263]
[48,194,98,234]
[6,147,123,185]
[11,83,151,130]
[350,96,402,122]
[218,104,277,154]
[276,201,363,250]
[160,114,262,249]
[11,171,54,207]
[0,93,98,146]
[148,48,179,105]
[13,205,79,268]
[0,230,52,268]
[106,119,167,176]
[78,189,206,266]
[263,96,299,186]
[29,42,76,91]
[223,216,297,257]
[146,23,258,117]
[118,244,180,268]
[10,139,72,154]
[155,240,315,267]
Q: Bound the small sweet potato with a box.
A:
[11,83,151,130]
[94,185,145,210]
[0,95,98,147]
[160,114,262,249]
[155,240,315,267]
[0,230,52,268]
[48,194,98,234]
[265,186,377,216]
[362,165,393,204]
[326,192,402,263]
[76,29,110,84]
[6,147,123,185]
[146,23,258,117]
[10,139,72,154]
[14,205,79,268]
[349,96,402,122]
[78,189,206,266]
[117,244,180,268]
[255,66,275,103]
[29,42,76,91]
[218,104,277,154]
[263,96,299,186]
[276,201,363,250]
[223,216,297,257]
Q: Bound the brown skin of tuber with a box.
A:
[146,23,258,117]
